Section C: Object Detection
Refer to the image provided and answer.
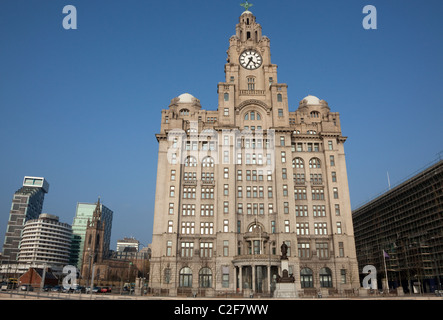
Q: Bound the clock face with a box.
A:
[239,50,262,70]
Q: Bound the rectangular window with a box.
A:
[278,109,283,117]
[281,151,286,163]
[337,222,342,234]
[223,220,229,232]
[169,203,174,215]
[312,188,325,200]
[223,201,229,214]
[224,108,229,116]
[332,171,337,182]
[168,220,173,233]
[333,187,339,199]
[314,222,327,235]
[271,221,276,233]
[200,204,213,216]
[223,241,229,257]
[181,242,194,258]
[284,220,290,233]
[298,243,310,258]
[166,241,172,256]
[330,155,335,166]
[339,242,345,258]
[316,243,329,259]
[284,202,289,214]
[237,203,243,214]
[280,136,285,146]
[294,188,307,200]
[170,186,175,197]
[181,221,195,234]
[200,242,213,258]
[237,170,242,181]
[335,204,340,216]
[295,205,308,217]
[224,184,229,196]
[201,222,214,235]
[328,141,333,150]
[341,269,347,284]
[296,223,309,235]
[171,170,176,181]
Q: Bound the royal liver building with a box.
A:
[150,5,359,297]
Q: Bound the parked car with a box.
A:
[20,284,33,292]
[92,287,101,293]
[51,285,62,292]
[0,282,8,291]
[100,286,111,293]
[43,285,53,292]
[73,285,86,293]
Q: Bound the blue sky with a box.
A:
[0,0,442,250]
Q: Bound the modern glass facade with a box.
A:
[69,201,113,270]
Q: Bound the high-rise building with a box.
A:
[69,199,113,270]
[2,176,49,262]
[149,6,359,297]
[116,237,140,252]
[17,213,72,273]
[353,159,443,294]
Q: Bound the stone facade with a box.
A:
[150,9,359,297]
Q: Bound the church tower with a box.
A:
[150,2,360,297]
[81,198,105,277]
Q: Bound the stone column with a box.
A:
[252,265,256,292]
[239,266,243,292]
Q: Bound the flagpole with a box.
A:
[383,250,389,291]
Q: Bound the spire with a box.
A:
[92,196,102,221]
[240,1,253,12]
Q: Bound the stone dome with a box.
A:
[301,95,321,105]
[177,93,195,103]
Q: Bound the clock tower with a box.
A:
[150,3,360,297]
[217,8,288,129]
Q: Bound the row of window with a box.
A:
[172,202,341,217]
[172,138,335,154]
[166,219,344,236]
[169,185,340,201]
[180,170,336,185]
[173,154,336,169]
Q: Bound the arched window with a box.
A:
[319,267,332,288]
[309,158,321,169]
[277,93,283,102]
[179,267,193,287]
[292,157,304,169]
[180,109,190,116]
[310,111,320,118]
[244,111,262,121]
[202,156,214,168]
[224,93,229,101]
[199,268,212,288]
[185,156,197,167]
[300,268,313,288]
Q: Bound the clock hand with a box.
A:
[245,57,254,67]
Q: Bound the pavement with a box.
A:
[1,291,442,300]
